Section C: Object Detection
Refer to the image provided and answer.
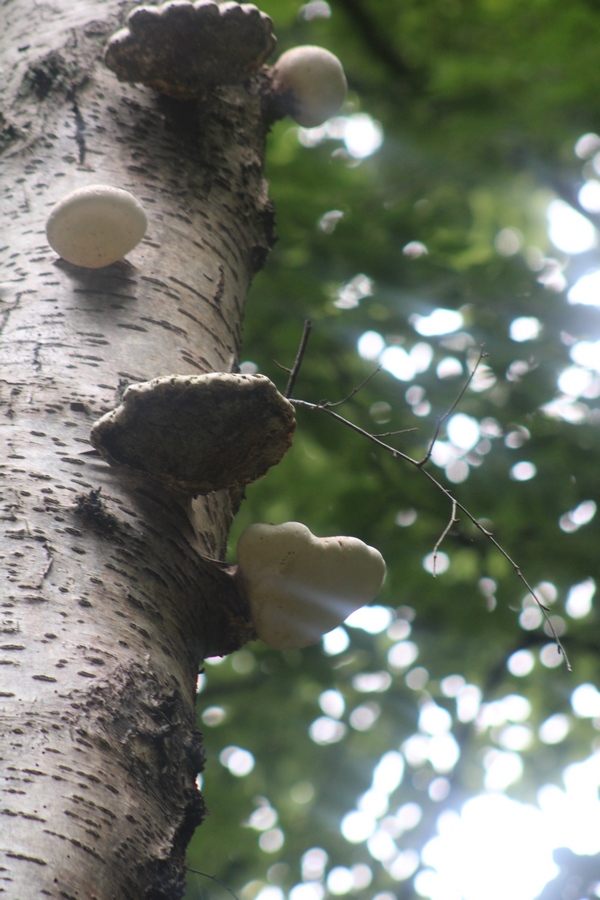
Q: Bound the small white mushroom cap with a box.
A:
[271,45,347,128]
[236,522,386,649]
[46,185,147,268]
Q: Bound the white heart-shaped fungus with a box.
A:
[236,521,386,649]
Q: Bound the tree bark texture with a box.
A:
[0,1,274,896]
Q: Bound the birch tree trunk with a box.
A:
[0,1,275,895]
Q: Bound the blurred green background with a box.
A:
[186,2,600,898]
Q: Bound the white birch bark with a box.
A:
[0,2,274,895]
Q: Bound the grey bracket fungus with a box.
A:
[90,373,296,495]
[46,185,147,268]
[104,0,276,99]
[236,522,386,650]
[271,45,347,128]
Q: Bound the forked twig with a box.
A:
[417,347,488,467]
[320,365,382,408]
[286,332,571,670]
[292,398,571,670]
[433,498,458,576]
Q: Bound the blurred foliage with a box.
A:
[186,1,600,898]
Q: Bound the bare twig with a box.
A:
[372,427,418,438]
[289,397,572,671]
[320,365,382,408]
[187,867,240,900]
[285,319,312,398]
[418,347,488,467]
[284,322,381,404]
[291,399,417,463]
[433,498,458,576]
[283,322,570,667]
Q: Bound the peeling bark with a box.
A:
[0,1,274,895]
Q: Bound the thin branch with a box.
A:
[416,467,569,667]
[187,868,240,900]
[372,427,418,438]
[433,498,458,576]
[289,396,572,671]
[291,399,417,464]
[320,365,382,408]
[285,319,312,398]
[418,347,488,467]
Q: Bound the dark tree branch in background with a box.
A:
[333,0,420,89]
[286,331,571,670]
[533,848,600,900]
[537,161,600,233]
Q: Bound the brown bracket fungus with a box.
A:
[235,522,386,650]
[271,45,347,128]
[90,373,295,494]
[46,185,147,268]
[104,1,276,99]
